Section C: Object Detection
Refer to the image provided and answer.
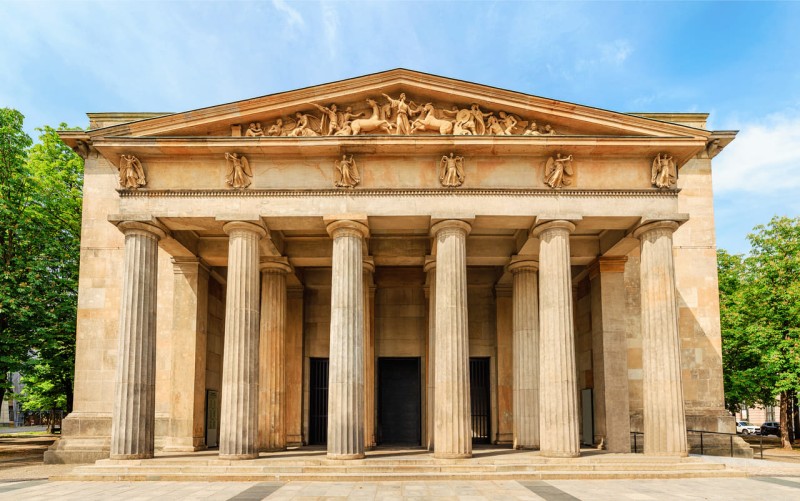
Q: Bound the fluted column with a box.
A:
[508,259,540,450]
[634,220,688,456]
[424,258,436,451]
[363,259,376,450]
[432,220,472,459]
[110,221,166,460]
[258,258,291,452]
[534,220,580,458]
[326,219,368,459]
[219,221,266,460]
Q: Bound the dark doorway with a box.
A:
[378,357,421,445]
[309,358,329,445]
[470,357,490,444]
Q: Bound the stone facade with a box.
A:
[46,70,746,464]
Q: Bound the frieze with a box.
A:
[238,91,560,138]
[117,188,680,198]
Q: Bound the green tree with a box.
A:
[720,216,800,450]
[0,108,34,408]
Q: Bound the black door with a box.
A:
[309,358,328,445]
[378,358,421,445]
[470,357,490,444]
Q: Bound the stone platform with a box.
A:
[53,446,745,482]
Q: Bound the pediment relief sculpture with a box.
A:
[118,154,146,189]
[334,155,360,188]
[246,91,562,138]
[544,153,574,189]
[651,153,676,189]
[225,152,253,189]
[439,153,465,188]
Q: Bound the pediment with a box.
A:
[86,69,710,140]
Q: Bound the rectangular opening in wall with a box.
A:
[378,357,421,445]
[470,357,490,444]
[309,357,329,445]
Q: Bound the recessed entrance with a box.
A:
[309,357,329,445]
[470,357,491,444]
[378,357,421,445]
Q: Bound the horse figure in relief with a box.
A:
[410,103,454,135]
[349,99,395,135]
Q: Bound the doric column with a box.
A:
[533,220,580,458]
[424,258,436,451]
[326,219,369,459]
[363,258,376,450]
[219,221,266,460]
[508,258,540,450]
[633,220,688,456]
[258,258,291,452]
[589,257,631,453]
[431,220,472,459]
[110,221,166,460]
[165,257,209,452]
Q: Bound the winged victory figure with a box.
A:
[334,155,360,188]
[119,154,146,189]
[651,153,676,189]
[225,152,253,189]
[544,153,574,189]
[439,153,465,187]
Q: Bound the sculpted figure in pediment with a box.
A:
[498,111,527,135]
[348,99,394,135]
[544,153,574,189]
[523,121,541,135]
[651,153,676,189]
[542,124,557,135]
[225,152,253,189]
[440,153,465,187]
[311,103,341,136]
[119,154,146,189]
[410,103,454,135]
[470,104,492,135]
[383,92,423,135]
[245,122,265,137]
[334,155,360,188]
[266,118,286,136]
[339,106,364,128]
[441,107,474,135]
[287,112,321,137]
[486,115,505,135]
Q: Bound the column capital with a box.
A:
[430,219,471,238]
[259,257,292,274]
[115,220,168,240]
[223,220,268,238]
[507,257,539,274]
[326,219,369,239]
[632,220,681,239]
[531,219,576,238]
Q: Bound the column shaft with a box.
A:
[258,260,290,451]
[363,261,376,450]
[432,220,472,459]
[110,222,164,459]
[635,221,688,456]
[509,261,540,449]
[219,221,265,460]
[425,260,436,451]
[535,221,580,458]
[326,220,368,459]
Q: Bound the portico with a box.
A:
[47,69,746,465]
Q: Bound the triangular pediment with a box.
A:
[86,69,710,140]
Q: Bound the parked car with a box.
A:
[760,421,781,437]
[736,421,760,435]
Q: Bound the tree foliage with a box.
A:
[720,216,800,449]
[0,109,82,415]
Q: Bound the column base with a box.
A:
[327,452,365,460]
[644,451,688,458]
[219,453,260,460]
[539,450,580,458]
[433,452,472,459]
[43,412,111,464]
[162,445,207,453]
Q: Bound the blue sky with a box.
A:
[2,0,799,253]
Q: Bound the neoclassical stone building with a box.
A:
[47,69,739,463]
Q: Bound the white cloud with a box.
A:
[322,2,339,59]
[600,39,633,65]
[272,0,305,28]
[713,113,800,194]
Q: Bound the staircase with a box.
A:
[52,447,746,482]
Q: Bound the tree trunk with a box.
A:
[793,392,800,443]
[0,387,5,417]
[787,391,795,444]
[780,391,793,450]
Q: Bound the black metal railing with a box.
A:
[630,429,763,458]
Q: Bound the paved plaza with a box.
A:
[2,477,800,500]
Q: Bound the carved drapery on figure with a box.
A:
[544,153,574,189]
[651,153,676,189]
[334,155,360,188]
[118,154,146,189]
[225,152,253,189]
[251,91,561,138]
[439,153,465,188]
